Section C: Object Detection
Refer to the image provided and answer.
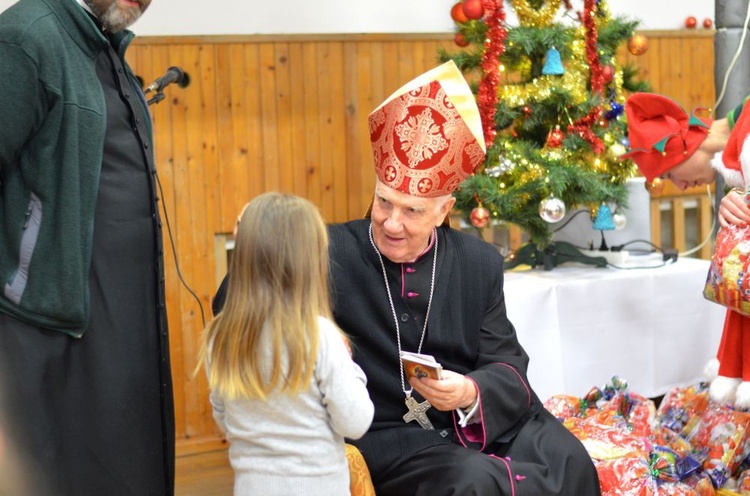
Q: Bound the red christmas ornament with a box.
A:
[685,16,697,29]
[454,33,469,47]
[703,18,713,29]
[462,0,484,20]
[451,2,469,23]
[546,125,565,148]
[522,105,532,116]
[602,64,614,84]
[470,206,491,228]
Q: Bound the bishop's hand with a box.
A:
[408,370,476,411]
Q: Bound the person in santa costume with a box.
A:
[623,92,750,409]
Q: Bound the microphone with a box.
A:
[144,66,190,94]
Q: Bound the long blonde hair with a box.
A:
[199,192,331,400]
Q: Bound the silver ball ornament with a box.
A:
[608,143,627,160]
[539,195,566,223]
[613,211,627,230]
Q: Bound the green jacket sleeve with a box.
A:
[0,42,46,172]
[727,94,750,130]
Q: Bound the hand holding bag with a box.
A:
[704,187,750,316]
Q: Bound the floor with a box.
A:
[175,450,233,496]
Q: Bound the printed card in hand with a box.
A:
[400,351,443,381]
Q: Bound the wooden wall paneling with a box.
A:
[302,43,322,209]
[686,37,715,110]
[259,43,281,192]
[273,43,296,194]
[397,41,415,85]
[177,42,214,439]
[411,40,427,76]
[197,43,221,232]
[364,42,388,209]
[328,43,349,222]
[343,42,365,222]
[163,43,199,445]
[382,42,401,103]
[214,45,244,232]
[242,44,265,209]
[195,43,222,437]
[316,42,336,221]
[288,43,310,200]
[659,37,685,106]
[212,45,232,232]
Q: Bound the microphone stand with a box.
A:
[147,91,166,106]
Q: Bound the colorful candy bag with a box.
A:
[704,221,750,316]
[686,406,750,488]
[596,451,714,496]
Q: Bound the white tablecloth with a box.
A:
[503,257,726,402]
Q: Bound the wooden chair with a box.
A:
[648,182,715,259]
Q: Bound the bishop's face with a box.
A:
[370,180,455,264]
[84,0,152,33]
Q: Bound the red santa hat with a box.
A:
[368,60,486,198]
[622,93,712,181]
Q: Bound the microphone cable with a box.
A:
[154,170,207,329]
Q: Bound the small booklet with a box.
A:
[400,351,443,381]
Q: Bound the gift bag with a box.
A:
[704,192,750,316]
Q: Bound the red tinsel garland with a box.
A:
[567,0,605,155]
[476,0,506,161]
[583,0,603,94]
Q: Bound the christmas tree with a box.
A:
[442,0,649,250]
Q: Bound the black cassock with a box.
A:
[326,220,600,496]
[0,32,174,496]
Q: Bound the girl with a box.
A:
[199,192,374,495]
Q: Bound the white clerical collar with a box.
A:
[75,0,96,17]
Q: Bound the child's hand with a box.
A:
[341,335,352,357]
[719,189,750,229]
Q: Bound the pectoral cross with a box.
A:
[403,395,434,430]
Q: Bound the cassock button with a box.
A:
[407,292,419,298]
[400,313,409,323]
[406,267,416,273]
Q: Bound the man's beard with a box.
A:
[86,1,144,33]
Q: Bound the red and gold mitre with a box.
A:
[368,61,486,198]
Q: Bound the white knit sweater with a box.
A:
[210,316,374,496]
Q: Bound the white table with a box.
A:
[503,257,726,402]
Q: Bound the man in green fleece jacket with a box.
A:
[0,0,174,494]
